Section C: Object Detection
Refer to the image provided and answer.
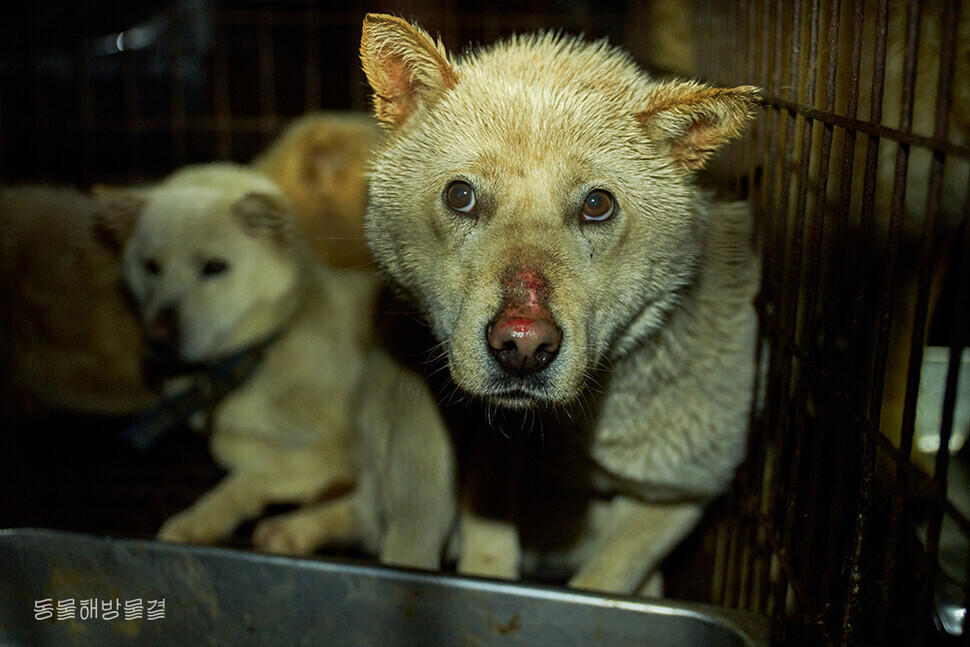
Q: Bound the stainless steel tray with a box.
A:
[0,528,768,646]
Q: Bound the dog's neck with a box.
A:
[124,330,284,451]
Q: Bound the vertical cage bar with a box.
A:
[909,1,961,640]
[841,0,891,642]
[796,2,842,632]
[211,5,232,161]
[819,0,866,618]
[257,9,277,127]
[303,3,322,111]
[758,0,791,629]
[876,1,923,641]
[767,0,809,631]
[169,10,189,168]
[777,0,823,634]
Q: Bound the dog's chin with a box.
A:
[457,371,580,410]
[485,387,543,410]
[448,346,587,409]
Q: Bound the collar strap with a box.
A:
[123,331,282,452]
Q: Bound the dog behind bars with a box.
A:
[359,14,761,593]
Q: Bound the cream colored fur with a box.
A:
[103,163,456,568]
[360,14,760,594]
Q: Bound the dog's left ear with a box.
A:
[92,186,147,253]
[234,192,297,243]
[637,82,761,172]
[360,13,458,128]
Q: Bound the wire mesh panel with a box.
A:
[685,0,970,644]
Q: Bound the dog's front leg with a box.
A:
[568,497,704,595]
[253,494,361,555]
[159,453,351,545]
[456,508,521,580]
[158,471,270,544]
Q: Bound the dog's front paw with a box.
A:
[157,509,235,545]
[252,516,318,555]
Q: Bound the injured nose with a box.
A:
[487,314,561,376]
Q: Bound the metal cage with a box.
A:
[1,2,967,645]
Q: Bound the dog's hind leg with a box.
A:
[568,498,704,595]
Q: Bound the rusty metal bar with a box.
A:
[764,0,803,632]
[757,95,970,160]
[777,1,823,634]
[906,1,962,641]
[876,0,924,640]
[795,2,843,632]
[840,0,892,638]
[816,0,866,617]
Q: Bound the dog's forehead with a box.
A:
[426,37,652,174]
[134,186,242,247]
[457,35,646,118]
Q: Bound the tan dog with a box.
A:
[254,112,382,269]
[101,162,456,569]
[360,14,760,594]
[0,186,156,416]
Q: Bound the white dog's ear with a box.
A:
[360,13,458,127]
[234,192,297,242]
[92,186,146,253]
[637,82,761,172]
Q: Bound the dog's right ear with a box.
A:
[92,186,146,253]
[234,192,298,244]
[360,13,458,127]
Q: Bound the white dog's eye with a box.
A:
[201,258,229,277]
[445,180,477,214]
[143,259,161,275]
[581,189,616,222]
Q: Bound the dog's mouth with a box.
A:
[474,365,581,409]
[482,384,546,410]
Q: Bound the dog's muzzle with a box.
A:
[145,304,181,363]
[486,267,561,378]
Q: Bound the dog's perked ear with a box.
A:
[637,81,761,172]
[359,13,458,127]
[233,192,297,244]
[91,187,147,254]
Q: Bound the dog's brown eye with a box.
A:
[581,190,615,222]
[445,180,476,214]
[201,258,229,276]
[143,259,161,275]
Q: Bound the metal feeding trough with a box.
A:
[0,528,768,646]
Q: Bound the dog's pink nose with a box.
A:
[487,312,561,376]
